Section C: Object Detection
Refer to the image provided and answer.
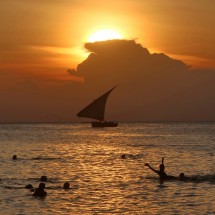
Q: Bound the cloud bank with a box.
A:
[73,39,215,122]
[0,39,215,122]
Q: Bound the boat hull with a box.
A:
[91,121,118,127]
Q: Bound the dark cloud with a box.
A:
[74,39,215,122]
[0,39,214,122]
[76,40,188,83]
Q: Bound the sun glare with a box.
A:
[88,29,122,42]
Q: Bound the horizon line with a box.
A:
[0,121,215,124]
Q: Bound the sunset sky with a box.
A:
[0,0,215,122]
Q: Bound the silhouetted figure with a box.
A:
[179,172,190,181]
[12,155,17,160]
[25,184,33,189]
[33,183,47,197]
[63,182,70,189]
[121,154,126,159]
[145,157,176,181]
[40,176,48,182]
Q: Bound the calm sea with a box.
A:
[0,123,215,215]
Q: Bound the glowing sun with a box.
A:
[88,29,122,42]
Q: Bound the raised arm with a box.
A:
[145,163,159,175]
[162,157,164,165]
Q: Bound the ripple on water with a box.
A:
[0,123,215,214]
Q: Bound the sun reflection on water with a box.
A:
[0,123,215,214]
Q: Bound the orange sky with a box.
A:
[0,0,215,122]
[1,0,215,76]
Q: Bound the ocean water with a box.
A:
[0,123,215,215]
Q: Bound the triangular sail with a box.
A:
[77,86,116,121]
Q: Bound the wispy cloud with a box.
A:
[168,53,215,69]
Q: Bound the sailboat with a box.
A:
[77,86,118,127]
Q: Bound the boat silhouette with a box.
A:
[77,86,118,127]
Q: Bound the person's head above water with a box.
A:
[63,182,70,189]
[179,172,185,180]
[40,176,48,182]
[39,183,46,190]
[121,154,126,159]
[12,155,17,160]
[25,184,33,189]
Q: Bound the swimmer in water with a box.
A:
[179,172,190,181]
[33,183,47,197]
[63,182,70,189]
[12,155,17,160]
[121,154,126,159]
[40,176,48,182]
[25,184,34,192]
[145,157,176,181]
[25,184,33,189]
